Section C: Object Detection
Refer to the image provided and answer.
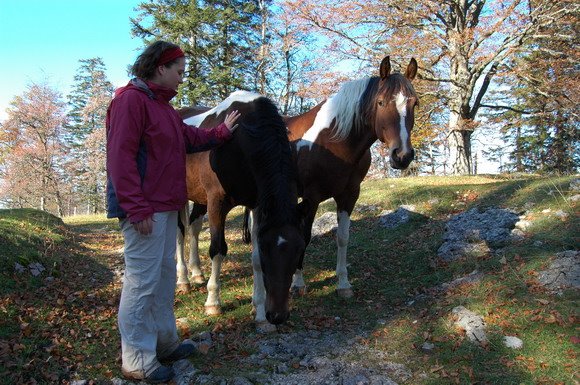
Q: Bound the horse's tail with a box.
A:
[242,207,251,244]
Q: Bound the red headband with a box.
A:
[158,47,185,66]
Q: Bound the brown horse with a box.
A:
[283,56,418,297]
[176,92,305,329]
[179,56,417,310]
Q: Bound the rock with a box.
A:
[537,250,580,294]
[230,377,254,385]
[554,210,569,220]
[421,342,435,353]
[515,219,532,231]
[14,262,26,274]
[343,373,370,385]
[275,363,289,374]
[452,306,488,345]
[378,206,415,229]
[438,207,521,261]
[503,336,523,349]
[438,270,484,292]
[173,359,198,385]
[311,212,338,238]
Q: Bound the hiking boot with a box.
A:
[122,365,175,384]
[160,341,197,363]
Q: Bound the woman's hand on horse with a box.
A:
[224,110,241,132]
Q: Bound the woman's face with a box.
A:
[157,57,186,91]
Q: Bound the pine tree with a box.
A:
[131,0,264,106]
[484,1,579,174]
[66,58,114,214]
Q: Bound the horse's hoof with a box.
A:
[256,321,277,334]
[205,305,222,316]
[336,288,354,298]
[191,275,205,284]
[290,286,307,297]
[176,283,191,294]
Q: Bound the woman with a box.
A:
[106,40,240,383]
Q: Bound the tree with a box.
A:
[280,0,577,174]
[66,58,114,214]
[483,1,579,174]
[131,0,265,106]
[0,82,68,215]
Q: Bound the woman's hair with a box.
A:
[130,40,182,80]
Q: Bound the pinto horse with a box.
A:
[179,56,417,309]
[283,56,418,297]
[176,92,305,328]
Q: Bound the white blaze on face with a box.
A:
[394,92,409,154]
[184,90,261,126]
[277,236,287,246]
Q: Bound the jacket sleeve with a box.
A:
[106,92,154,223]
[181,121,233,153]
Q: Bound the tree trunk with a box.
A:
[448,104,473,175]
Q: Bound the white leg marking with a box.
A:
[292,269,306,289]
[336,210,352,291]
[205,254,223,309]
[249,210,267,323]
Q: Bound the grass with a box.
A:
[0,174,578,384]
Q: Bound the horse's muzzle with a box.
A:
[390,148,415,170]
[266,310,290,325]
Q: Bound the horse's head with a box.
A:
[257,200,309,325]
[258,221,305,325]
[372,56,418,170]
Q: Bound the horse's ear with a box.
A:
[405,58,418,81]
[379,56,391,80]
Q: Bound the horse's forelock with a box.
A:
[376,73,417,102]
[360,73,417,129]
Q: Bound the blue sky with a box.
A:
[0,0,145,120]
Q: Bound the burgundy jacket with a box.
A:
[106,79,231,223]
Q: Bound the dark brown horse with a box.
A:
[176,92,305,329]
[179,56,417,310]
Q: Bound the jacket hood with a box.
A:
[114,78,178,102]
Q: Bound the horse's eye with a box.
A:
[377,100,385,107]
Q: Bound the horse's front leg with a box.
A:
[291,200,319,297]
[249,210,276,333]
[335,189,362,298]
[176,204,192,293]
[335,209,353,298]
[204,253,223,315]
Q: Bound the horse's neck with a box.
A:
[287,107,377,164]
[286,103,323,141]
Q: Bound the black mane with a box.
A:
[242,97,297,235]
